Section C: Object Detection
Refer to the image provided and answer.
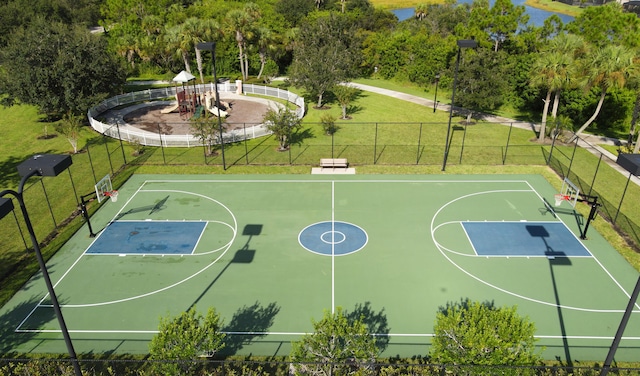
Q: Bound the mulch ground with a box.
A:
[123,98,270,135]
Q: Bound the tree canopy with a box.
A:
[431,300,542,371]
[0,18,126,118]
[149,306,226,375]
[290,307,378,376]
[289,12,363,108]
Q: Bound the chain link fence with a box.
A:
[1,357,639,375]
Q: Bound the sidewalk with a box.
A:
[348,82,640,186]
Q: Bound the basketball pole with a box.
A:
[80,192,97,237]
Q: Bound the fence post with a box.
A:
[243,124,249,165]
[116,121,127,165]
[459,122,468,164]
[416,123,423,165]
[373,123,378,164]
[157,124,166,165]
[86,144,97,183]
[614,172,633,224]
[588,153,603,197]
[547,123,560,165]
[40,180,57,228]
[104,134,115,176]
[566,135,579,180]
[503,123,513,165]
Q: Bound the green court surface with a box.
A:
[1,174,639,362]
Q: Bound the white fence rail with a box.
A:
[87,83,305,147]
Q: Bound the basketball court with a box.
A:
[1,174,639,362]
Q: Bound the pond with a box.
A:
[391,0,574,26]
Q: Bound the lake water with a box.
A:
[392,0,574,26]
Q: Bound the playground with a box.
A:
[121,94,271,135]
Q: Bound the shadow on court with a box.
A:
[221,301,281,356]
[527,224,574,369]
[345,302,390,352]
[540,198,588,238]
[114,195,170,221]
[0,296,59,353]
[188,224,262,311]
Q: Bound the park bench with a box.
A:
[320,158,349,169]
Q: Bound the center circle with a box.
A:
[299,221,368,256]
[321,231,346,244]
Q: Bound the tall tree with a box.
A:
[455,48,509,112]
[529,33,586,141]
[0,18,126,118]
[254,25,277,80]
[290,307,377,376]
[289,12,363,108]
[573,45,636,137]
[567,3,640,49]
[486,0,528,52]
[530,52,571,141]
[224,3,260,81]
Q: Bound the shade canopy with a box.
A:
[172,70,196,83]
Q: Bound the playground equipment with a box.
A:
[202,91,229,117]
[168,70,201,120]
[160,94,180,114]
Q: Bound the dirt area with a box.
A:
[123,98,270,135]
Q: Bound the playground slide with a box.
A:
[207,105,228,117]
[160,102,179,114]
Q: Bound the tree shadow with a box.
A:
[0,296,60,354]
[290,128,315,146]
[220,301,281,356]
[344,302,390,352]
[437,298,495,315]
[346,105,364,117]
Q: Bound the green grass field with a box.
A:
[1,174,639,362]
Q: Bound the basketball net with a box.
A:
[105,190,118,203]
[554,194,568,207]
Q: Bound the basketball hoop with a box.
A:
[554,194,567,207]
[105,190,118,203]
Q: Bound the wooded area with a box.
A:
[0,0,639,137]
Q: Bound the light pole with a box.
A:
[441,39,477,172]
[433,73,440,113]
[0,154,82,376]
[197,41,227,171]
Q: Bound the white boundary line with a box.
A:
[431,188,639,313]
[19,185,238,325]
[332,181,335,314]
[16,178,640,338]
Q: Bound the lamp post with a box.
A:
[197,41,227,171]
[441,39,477,172]
[1,154,82,376]
[433,73,440,113]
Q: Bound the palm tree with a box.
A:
[573,45,637,137]
[415,4,429,20]
[530,52,571,141]
[225,3,259,81]
[530,33,587,142]
[165,24,193,73]
[255,26,277,80]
